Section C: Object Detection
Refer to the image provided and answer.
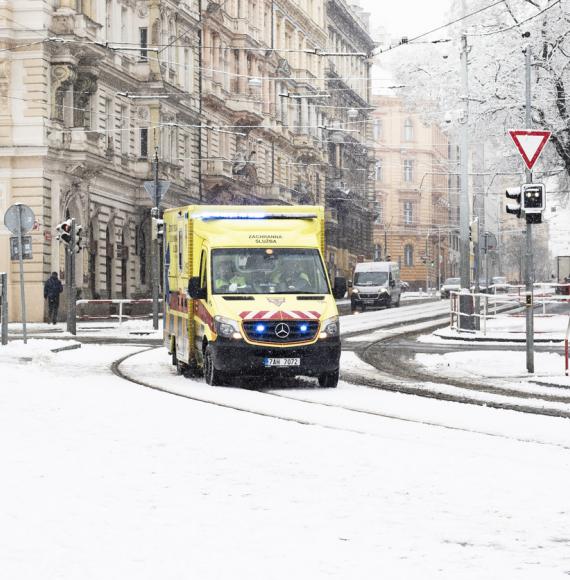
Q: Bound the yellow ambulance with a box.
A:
[163,205,343,387]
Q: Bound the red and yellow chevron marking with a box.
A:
[239,310,320,321]
[194,300,215,332]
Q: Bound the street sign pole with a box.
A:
[17,204,27,343]
[524,45,534,374]
[1,272,7,345]
[152,147,160,330]
[145,149,170,331]
[66,219,77,335]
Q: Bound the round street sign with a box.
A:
[4,204,35,235]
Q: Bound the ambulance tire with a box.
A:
[318,369,339,389]
[204,345,225,386]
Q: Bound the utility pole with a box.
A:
[524,45,534,373]
[459,32,473,328]
[151,146,160,331]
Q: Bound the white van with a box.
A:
[350,261,401,312]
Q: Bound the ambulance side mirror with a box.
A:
[188,276,206,299]
[333,277,347,299]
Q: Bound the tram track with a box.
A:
[110,336,570,451]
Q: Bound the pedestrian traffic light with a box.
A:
[522,183,545,213]
[505,186,522,218]
[56,219,72,245]
[75,225,83,253]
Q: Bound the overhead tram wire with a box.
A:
[372,0,507,57]
[467,0,562,37]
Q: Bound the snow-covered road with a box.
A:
[1,341,570,579]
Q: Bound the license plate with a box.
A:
[363,299,376,304]
[264,357,301,367]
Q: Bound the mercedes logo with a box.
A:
[274,322,291,338]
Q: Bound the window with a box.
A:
[211,248,329,295]
[403,118,414,141]
[140,127,148,159]
[120,105,129,155]
[183,134,191,178]
[375,159,383,182]
[105,98,113,148]
[373,119,383,141]
[403,201,413,225]
[375,200,383,224]
[403,159,414,182]
[121,7,128,42]
[404,244,414,266]
[140,27,148,62]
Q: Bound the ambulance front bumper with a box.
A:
[209,337,341,376]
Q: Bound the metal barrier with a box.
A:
[450,283,569,336]
[76,298,163,324]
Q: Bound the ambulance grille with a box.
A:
[242,320,319,343]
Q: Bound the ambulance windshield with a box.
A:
[212,248,330,295]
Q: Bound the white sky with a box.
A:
[357,0,453,38]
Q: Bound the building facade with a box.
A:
[200,0,328,207]
[371,95,451,290]
[0,0,375,322]
[324,0,375,279]
[0,0,201,321]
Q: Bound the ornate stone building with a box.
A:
[372,95,451,290]
[0,0,375,321]
[0,0,201,321]
[324,0,375,279]
[200,0,328,207]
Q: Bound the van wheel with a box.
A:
[204,346,224,386]
[318,369,339,388]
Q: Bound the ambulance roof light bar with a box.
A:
[192,212,318,221]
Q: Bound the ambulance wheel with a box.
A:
[204,346,224,386]
[318,369,339,389]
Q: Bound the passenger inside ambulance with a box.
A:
[213,260,247,293]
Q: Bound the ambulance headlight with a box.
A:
[214,316,241,339]
[319,316,340,339]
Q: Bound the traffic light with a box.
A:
[469,218,479,244]
[522,184,545,225]
[75,225,83,253]
[56,219,72,245]
[151,217,164,240]
[505,186,522,218]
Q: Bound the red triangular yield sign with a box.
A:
[509,130,551,170]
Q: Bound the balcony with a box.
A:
[51,10,101,41]
[224,96,264,126]
[205,159,233,179]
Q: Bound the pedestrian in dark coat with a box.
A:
[44,272,63,324]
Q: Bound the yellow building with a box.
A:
[371,95,451,290]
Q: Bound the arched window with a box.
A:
[404,244,414,267]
